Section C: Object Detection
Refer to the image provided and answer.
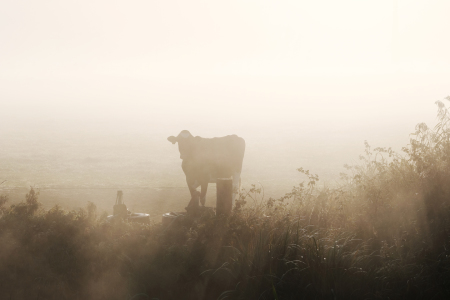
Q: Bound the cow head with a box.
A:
[167,130,194,159]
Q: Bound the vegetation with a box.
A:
[1,98,450,299]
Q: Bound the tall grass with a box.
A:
[1,98,450,299]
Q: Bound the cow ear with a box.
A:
[167,136,178,144]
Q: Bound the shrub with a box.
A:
[2,98,450,299]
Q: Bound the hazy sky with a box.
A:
[1,0,449,131]
[1,0,450,195]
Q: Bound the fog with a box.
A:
[1,0,449,214]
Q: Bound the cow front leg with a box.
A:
[186,177,200,209]
[200,181,208,206]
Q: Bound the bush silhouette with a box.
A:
[1,98,450,299]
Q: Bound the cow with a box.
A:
[167,130,245,209]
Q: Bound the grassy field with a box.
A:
[1,100,449,299]
[2,185,238,224]
[0,113,412,215]
[2,187,196,222]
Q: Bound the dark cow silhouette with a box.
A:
[168,130,245,208]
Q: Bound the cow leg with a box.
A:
[200,181,208,206]
[186,177,200,208]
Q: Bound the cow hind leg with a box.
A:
[200,181,208,206]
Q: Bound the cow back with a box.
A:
[190,135,245,179]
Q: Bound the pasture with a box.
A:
[0,115,415,216]
[1,101,450,299]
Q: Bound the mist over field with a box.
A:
[1,1,450,299]
[2,1,449,207]
[0,72,447,215]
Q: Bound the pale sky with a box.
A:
[1,0,449,128]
